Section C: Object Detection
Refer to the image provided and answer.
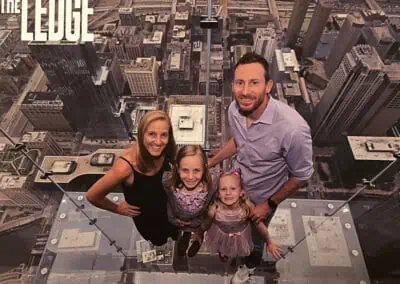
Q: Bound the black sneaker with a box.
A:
[177,232,191,256]
[187,240,201,257]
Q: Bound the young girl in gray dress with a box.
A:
[164,145,215,257]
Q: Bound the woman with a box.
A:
[86,110,178,245]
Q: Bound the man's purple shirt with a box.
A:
[228,97,314,204]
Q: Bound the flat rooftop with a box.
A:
[34,194,370,283]
[34,149,124,184]
[347,136,400,161]
[169,104,206,146]
[22,92,60,105]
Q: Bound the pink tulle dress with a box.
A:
[206,202,253,257]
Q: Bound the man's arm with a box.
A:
[208,138,237,168]
[270,177,306,204]
[251,178,306,223]
[252,126,313,223]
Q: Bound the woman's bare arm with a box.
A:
[86,148,140,216]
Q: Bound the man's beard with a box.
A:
[237,95,265,117]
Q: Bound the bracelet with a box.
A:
[267,198,278,210]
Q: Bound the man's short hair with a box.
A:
[233,52,270,82]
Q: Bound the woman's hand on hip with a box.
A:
[116,200,141,217]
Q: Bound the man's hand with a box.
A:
[115,200,141,217]
[251,202,272,224]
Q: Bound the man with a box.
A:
[208,52,313,283]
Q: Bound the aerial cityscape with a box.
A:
[0,0,399,283]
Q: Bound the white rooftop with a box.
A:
[169,104,206,146]
[21,131,48,143]
[275,49,300,73]
[0,174,27,189]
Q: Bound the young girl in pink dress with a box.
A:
[202,169,281,260]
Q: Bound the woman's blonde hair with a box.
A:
[169,145,212,191]
[137,110,176,173]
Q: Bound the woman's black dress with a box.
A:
[120,157,178,245]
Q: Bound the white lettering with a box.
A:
[65,0,80,41]
[19,0,94,42]
[14,0,19,13]
[81,0,93,42]
[48,0,64,41]
[21,0,33,41]
[35,0,47,41]
[6,0,13,13]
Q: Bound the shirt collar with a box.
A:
[256,97,276,125]
[232,97,276,125]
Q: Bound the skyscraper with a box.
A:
[21,92,75,131]
[361,25,396,62]
[354,63,400,136]
[313,45,385,145]
[254,27,278,63]
[302,0,334,58]
[324,12,365,78]
[125,57,159,96]
[286,0,310,48]
[29,42,102,129]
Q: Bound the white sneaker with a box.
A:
[231,265,256,284]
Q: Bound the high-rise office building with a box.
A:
[164,42,192,96]
[354,63,400,136]
[254,27,278,63]
[334,136,400,188]
[361,25,396,62]
[286,0,310,48]
[21,92,75,131]
[302,0,334,58]
[199,45,223,97]
[313,45,385,145]
[324,12,365,78]
[387,16,400,62]
[20,131,63,156]
[109,26,143,60]
[118,8,136,26]
[0,175,45,209]
[29,42,102,129]
[125,57,159,96]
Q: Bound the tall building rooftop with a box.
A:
[0,174,26,189]
[21,132,49,143]
[175,12,189,21]
[347,136,400,161]
[169,104,206,146]
[275,48,300,73]
[22,92,61,105]
[34,149,124,184]
[143,31,163,44]
[125,57,156,72]
[350,45,383,70]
